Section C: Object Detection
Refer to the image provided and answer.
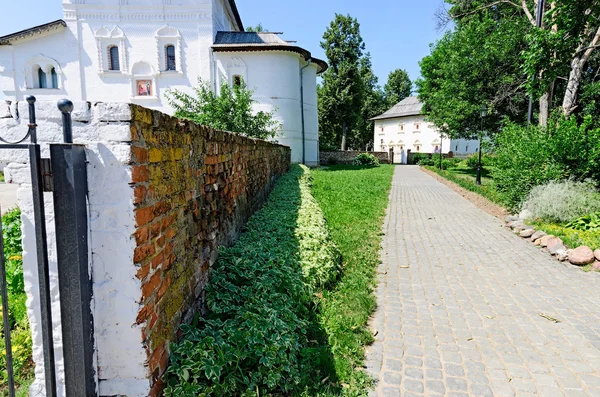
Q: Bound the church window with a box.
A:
[165,45,176,71]
[455,145,458,151]
[38,67,47,89]
[108,46,120,71]
[51,68,58,89]
[416,145,420,151]
[415,123,420,131]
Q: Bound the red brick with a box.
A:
[155,235,166,249]
[135,206,154,227]
[156,275,171,301]
[134,226,149,245]
[151,252,164,270]
[136,263,151,281]
[142,269,162,299]
[134,244,155,263]
[136,300,153,324]
[131,165,149,183]
[131,146,149,163]
[133,185,147,205]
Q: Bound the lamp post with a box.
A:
[476,105,487,185]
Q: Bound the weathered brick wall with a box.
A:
[128,106,290,395]
[320,151,391,165]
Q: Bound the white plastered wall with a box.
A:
[0,101,150,397]
[214,51,320,166]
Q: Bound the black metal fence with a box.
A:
[0,97,95,396]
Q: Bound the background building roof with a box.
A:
[371,96,423,120]
[213,31,328,74]
[0,19,66,45]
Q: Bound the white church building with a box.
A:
[372,96,479,164]
[0,0,327,165]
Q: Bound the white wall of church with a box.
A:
[215,51,320,165]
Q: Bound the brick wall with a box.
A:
[129,106,289,395]
[320,151,391,165]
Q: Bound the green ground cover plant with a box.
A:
[164,165,343,396]
[423,165,503,205]
[311,164,395,395]
[529,219,600,252]
[0,209,34,396]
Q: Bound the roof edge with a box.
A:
[370,111,423,121]
[0,20,67,45]
[212,44,328,74]
[228,0,244,32]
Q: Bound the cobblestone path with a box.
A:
[366,166,600,397]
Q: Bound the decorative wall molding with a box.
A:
[75,12,209,22]
[155,26,183,74]
[95,26,128,74]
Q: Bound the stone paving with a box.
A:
[366,166,600,397]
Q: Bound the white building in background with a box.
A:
[0,0,326,165]
[371,96,479,164]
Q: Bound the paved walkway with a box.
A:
[366,166,600,397]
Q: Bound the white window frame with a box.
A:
[24,54,63,91]
[155,26,183,75]
[95,26,128,75]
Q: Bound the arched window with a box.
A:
[108,46,120,71]
[38,67,47,89]
[416,146,420,151]
[51,68,58,89]
[233,75,243,87]
[165,45,176,71]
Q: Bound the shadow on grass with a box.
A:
[163,165,342,396]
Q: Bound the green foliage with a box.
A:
[318,14,366,150]
[384,69,412,107]
[493,116,600,210]
[0,209,34,394]
[408,153,430,165]
[530,219,600,251]
[164,166,342,396]
[166,78,280,140]
[352,153,380,167]
[245,23,265,32]
[312,165,395,393]
[417,7,529,138]
[521,180,600,223]
[465,153,496,169]
[566,212,600,232]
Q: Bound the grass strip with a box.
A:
[423,165,505,206]
[311,165,395,395]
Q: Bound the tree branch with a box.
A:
[521,0,536,26]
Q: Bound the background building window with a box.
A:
[165,45,176,71]
[416,146,420,151]
[109,46,120,71]
[38,68,47,89]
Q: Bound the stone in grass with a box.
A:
[505,215,519,223]
[520,229,536,238]
[549,243,567,256]
[530,231,547,242]
[595,249,600,262]
[539,235,556,248]
[569,246,596,266]
[507,220,523,229]
[556,249,569,262]
[593,262,600,271]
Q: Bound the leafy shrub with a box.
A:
[0,208,34,392]
[409,153,429,165]
[493,117,600,210]
[521,180,600,223]
[565,212,600,231]
[418,157,435,166]
[352,153,380,167]
[166,78,280,140]
[465,153,496,169]
[164,165,341,396]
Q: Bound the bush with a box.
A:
[465,153,496,169]
[493,117,600,210]
[352,153,380,167]
[418,157,435,166]
[164,165,341,396]
[521,180,600,223]
[565,212,600,231]
[409,153,429,165]
[0,208,33,392]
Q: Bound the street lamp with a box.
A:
[476,105,487,185]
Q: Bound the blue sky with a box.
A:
[0,0,446,88]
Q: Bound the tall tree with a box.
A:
[384,69,412,107]
[246,23,265,32]
[318,14,365,150]
[354,53,387,149]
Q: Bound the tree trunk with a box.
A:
[563,25,600,117]
[340,121,347,151]
[539,80,554,127]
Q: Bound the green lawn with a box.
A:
[311,164,395,395]
[423,165,504,206]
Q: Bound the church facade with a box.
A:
[0,0,326,165]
